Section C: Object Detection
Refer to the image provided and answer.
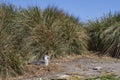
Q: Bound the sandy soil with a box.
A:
[17,54,120,80]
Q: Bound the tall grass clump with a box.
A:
[20,6,89,59]
[100,23,120,58]
[88,12,120,58]
[0,4,24,79]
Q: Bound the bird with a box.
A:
[29,52,50,66]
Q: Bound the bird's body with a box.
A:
[31,60,45,65]
[29,54,49,66]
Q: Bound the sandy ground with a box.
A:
[17,54,120,80]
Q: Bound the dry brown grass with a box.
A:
[11,63,63,80]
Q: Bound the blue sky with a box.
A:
[1,0,120,22]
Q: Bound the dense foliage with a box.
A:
[0,4,24,79]
[0,4,119,79]
[0,4,88,79]
[88,12,120,58]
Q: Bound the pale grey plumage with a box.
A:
[28,54,49,66]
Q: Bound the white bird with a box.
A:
[29,52,50,66]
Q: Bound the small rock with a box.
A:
[59,74,69,78]
[93,67,102,70]
[51,74,69,80]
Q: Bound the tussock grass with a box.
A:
[0,3,120,79]
[88,12,120,58]
[0,4,88,79]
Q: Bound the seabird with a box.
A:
[29,52,50,66]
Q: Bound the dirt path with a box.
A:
[22,55,120,80]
